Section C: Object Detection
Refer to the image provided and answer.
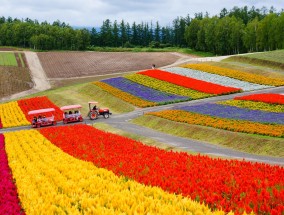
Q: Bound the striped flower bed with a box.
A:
[182,64,284,86]
[177,103,284,125]
[138,69,241,95]
[164,67,271,91]
[147,110,284,137]
[17,96,63,121]
[217,100,284,113]
[0,101,30,128]
[125,73,211,99]
[39,124,284,214]
[101,77,190,104]
[3,129,221,215]
[94,82,157,107]
[0,134,24,214]
[235,93,284,105]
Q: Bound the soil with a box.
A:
[37,51,182,78]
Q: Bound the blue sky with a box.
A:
[1,0,283,27]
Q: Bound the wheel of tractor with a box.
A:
[63,119,67,124]
[36,124,41,128]
[103,113,109,119]
[90,113,97,120]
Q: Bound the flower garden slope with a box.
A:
[182,64,284,86]
[164,67,271,91]
[101,77,190,103]
[0,134,23,214]
[138,69,241,95]
[40,124,284,214]
[125,73,211,99]
[4,129,224,215]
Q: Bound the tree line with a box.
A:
[0,6,283,54]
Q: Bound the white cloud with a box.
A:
[0,0,283,27]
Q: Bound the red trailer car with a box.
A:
[28,108,57,128]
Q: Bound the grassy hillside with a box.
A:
[225,50,284,70]
[0,52,17,66]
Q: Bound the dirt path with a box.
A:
[1,51,51,102]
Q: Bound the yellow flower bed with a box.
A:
[4,130,227,215]
[125,73,212,99]
[0,101,30,128]
[94,81,157,107]
[182,64,284,86]
[147,110,284,137]
[217,100,284,113]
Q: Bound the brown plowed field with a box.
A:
[37,52,181,78]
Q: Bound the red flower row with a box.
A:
[40,124,284,215]
[17,96,63,121]
[235,93,284,105]
[138,69,242,95]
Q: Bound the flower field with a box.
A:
[182,64,284,86]
[1,124,283,214]
[101,77,190,103]
[235,93,284,105]
[125,73,211,99]
[143,92,284,138]
[138,69,241,94]
[164,67,271,91]
[2,128,228,215]
[0,96,62,128]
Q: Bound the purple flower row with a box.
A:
[0,134,24,214]
[176,103,284,125]
[102,77,189,103]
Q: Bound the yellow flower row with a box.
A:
[147,110,284,137]
[125,73,211,99]
[217,100,284,113]
[94,81,157,107]
[0,101,29,128]
[4,129,227,215]
[182,64,284,86]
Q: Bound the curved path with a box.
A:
[1,53,284,165]
[103,86,284,166]
[1,85,284,165]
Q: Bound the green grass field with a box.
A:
[0,52,18,66]
[225,49,284,70]
[243,50,284,64]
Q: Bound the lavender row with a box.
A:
[102,77,190,103]
[176,103,284,125]
[164,67,271,91]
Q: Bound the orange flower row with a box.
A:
[182,64,284,86]
[147,110,284,137]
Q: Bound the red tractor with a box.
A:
[88,101,112,120]
[60,105,84,124]
[28,108,57,128]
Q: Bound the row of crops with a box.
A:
[1,124,283,214]
[93,63,284,107]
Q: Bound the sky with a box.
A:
[1,0,283,27]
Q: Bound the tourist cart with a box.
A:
[28,108,57,128]
[88,101,112,120]
[60,104,84,124]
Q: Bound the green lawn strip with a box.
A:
[91,122,196,154]
[224,55,284,70]
[215,60,284,80]
[242,50,284,64]
[21,83,135,115]
[18,53,25,67]
[131,115,284,158]
[0,52,17,66]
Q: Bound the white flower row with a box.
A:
[164,67,272,91]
